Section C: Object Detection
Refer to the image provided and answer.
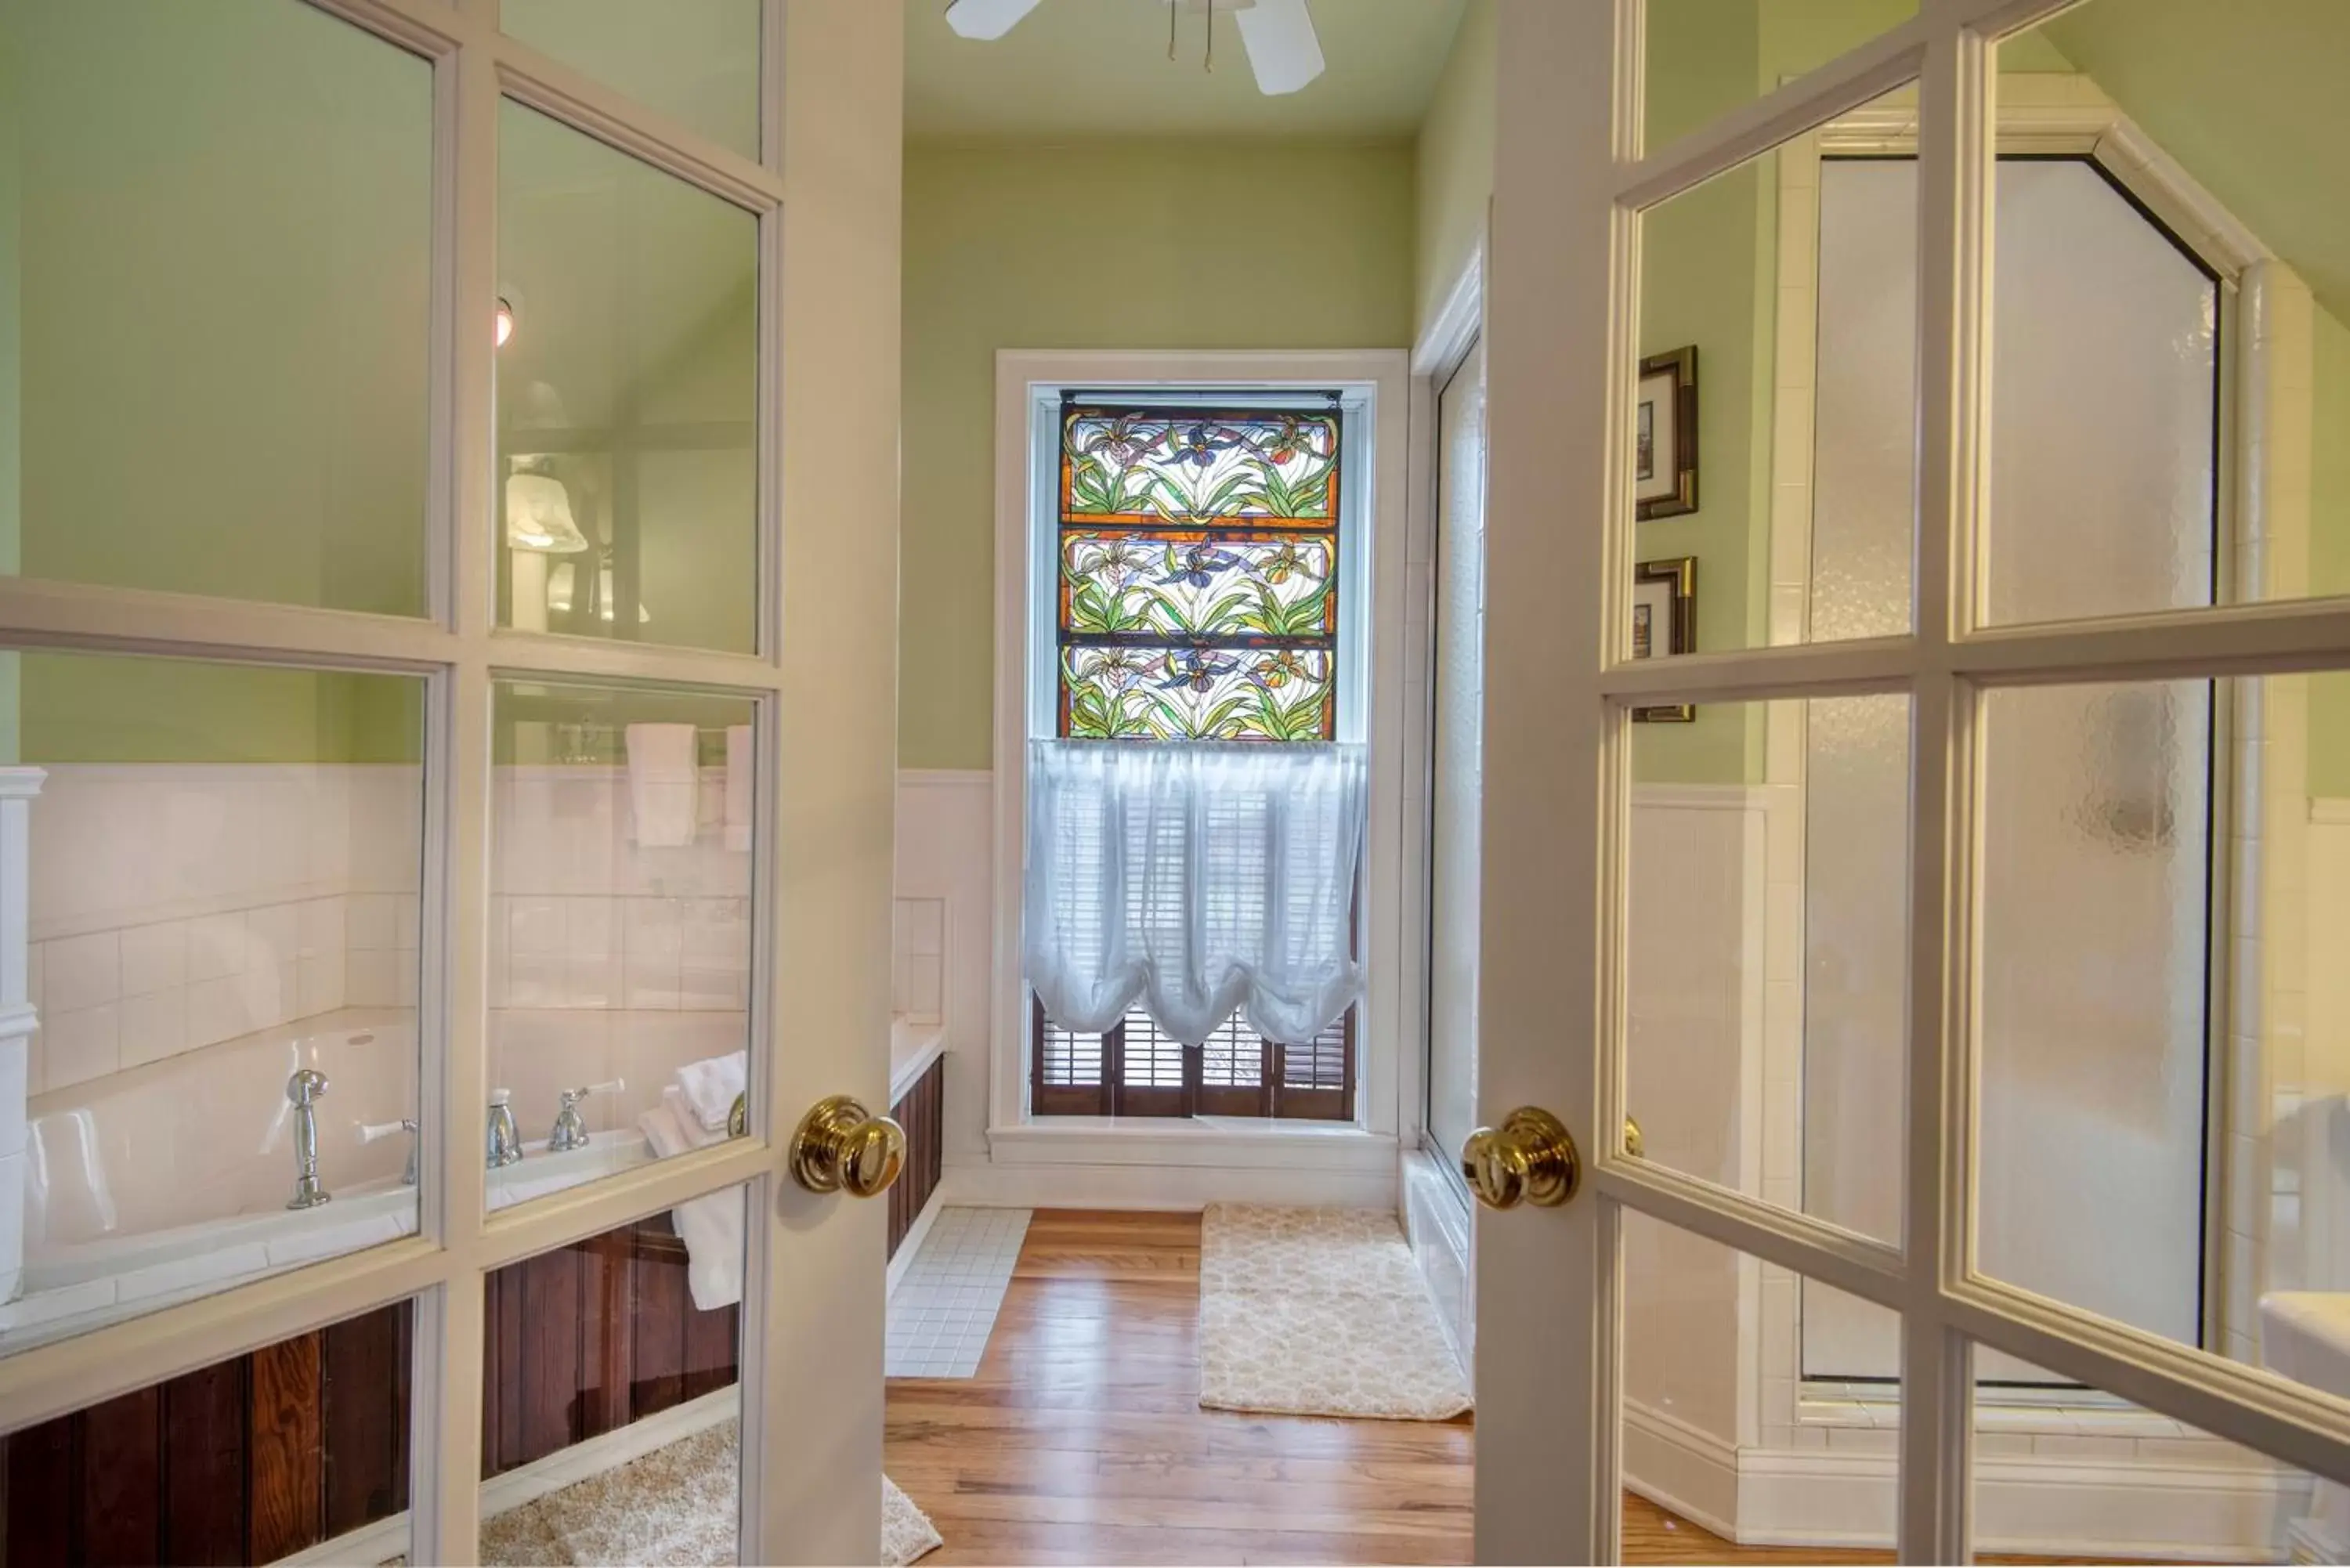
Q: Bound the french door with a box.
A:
[1475,0,2350,1560]
[0,2,901,1563]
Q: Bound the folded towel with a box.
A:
[724,724,754,853]
[675,1050,747,1133]
[626,723,700,848]
[663,1085,728,1150]
[638,1103,745,1310]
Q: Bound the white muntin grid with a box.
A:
[0,2,906,1564]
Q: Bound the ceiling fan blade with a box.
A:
[1233,0,1325,96]
[942,0,1043,42]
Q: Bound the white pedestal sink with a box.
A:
[2259,1292,2350,1563]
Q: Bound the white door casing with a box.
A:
[1476,1,2350,1562]
[0,2,903,1563]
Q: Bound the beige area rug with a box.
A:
[475,1420,942,1567]
[1198,1203,1473,1422]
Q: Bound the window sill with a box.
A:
[985,1118,1397,1172]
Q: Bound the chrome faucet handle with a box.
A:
[361,1117,420,1187]
[286,1069,331,1210]
[548,1078,624,1153]
[487,1088,523,1169]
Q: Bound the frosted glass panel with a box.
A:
[1426,338,1485,1169]
[1985,161,2217,624]
[501,0,761,161]
[1625,695,1909,1240]
[1976,679,2211,1360]
[2,0,432,616]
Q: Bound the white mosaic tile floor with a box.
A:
[884,1207,1031,1378]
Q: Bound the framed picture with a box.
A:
[1635,345,1698,520]
[1630,555,1696,723]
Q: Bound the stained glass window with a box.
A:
[1057,398,1343,742]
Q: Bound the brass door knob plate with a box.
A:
[788,1094,906,1198]
[1461,1106,1580,1210]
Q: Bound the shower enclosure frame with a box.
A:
[1473,1,2350,1561]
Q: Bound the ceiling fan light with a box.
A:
[942,0,1044,42]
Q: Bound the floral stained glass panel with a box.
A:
[1062,645,1333,742]
[1058,399,1343,742]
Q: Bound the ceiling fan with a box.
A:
[942,0,1327,97]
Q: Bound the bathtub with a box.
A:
[5,1009,424,1354]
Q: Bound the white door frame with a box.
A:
[0,2,902,1563]
[1478,1,2350,1560]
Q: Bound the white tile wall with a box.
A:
[891,894,946,1024]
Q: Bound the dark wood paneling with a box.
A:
[248,1334,323,1563]
[888,1055,945,1259]
[5,1407,77,1566]
[162,1360,249,1566]
[82,1386,163,1566]
[628,1220,689,1422]
[681,1296,739,1404]
[517,1245,584,1465]
[322,1301,410,1537]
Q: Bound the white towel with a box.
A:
[663,1086,728,1150]
[638,1103,745,1310]
[675,1050,747,1133]
[724,724,754,853]
[626,723,700,847]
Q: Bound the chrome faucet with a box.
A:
[487,1088,523,1169]
[361,1117,419,1186]
[548,1078,624,1153]
[286,1069,331,1210]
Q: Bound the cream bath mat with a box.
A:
[1198,1203,1473,1422]
[476,1420,942,1566]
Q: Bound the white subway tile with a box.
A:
[298,952,347,1018]
[0,1039,25,1158]
[623,952,682,1010]
[345,894,396,952]
[45,931,121,1013]
[2030,1433,2138,1461]
[119,988,188,1069]
[184,975,253,1050]
[396,894,421,945]
[624,898,685,961]
[42,1004,121,1089]
[118,920,189,997]
[186,911,248,982]
[566,896,618,958]
[565,953,623,1010]
[244,902,301,971]
[393,956,420,1008]
[681,898,747,963]
[345,949,397,1009]
[678,961,747,1012]
[298,896,347,959]
[510,896,566,956]
[507,953,564,1009]
[24,941,41,1014]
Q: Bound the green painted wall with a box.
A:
[1413,0,1494,340]
[898,137,1415,770]
[16,656,421,766]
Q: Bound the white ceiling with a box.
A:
[904,0,1470,140]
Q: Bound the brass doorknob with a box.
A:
[1625,1115,1645,1159]
[787,1095,906,1197]
[1461,1106,1580,1210]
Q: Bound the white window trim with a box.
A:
[986,349,1412,1174]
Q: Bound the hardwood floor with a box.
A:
[884,1209,1473,1566]
[881,1209,2097,1566]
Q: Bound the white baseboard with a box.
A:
[938,1158,1398,1211]
[1732,1443,2305,1562]
[887,1191,947,1295]
[274,1387,739,1567]
[1624,1399,1741,1541]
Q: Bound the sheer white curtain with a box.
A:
[1025,739,1368,1047]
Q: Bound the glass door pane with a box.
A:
[8,652,425,1357]
[1,0,432,615]
[497,103,759,652]
[1427,335,1486,1168]
[479,1190,747,1565]
[500,0,761,161]
[486,680,757,1213]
